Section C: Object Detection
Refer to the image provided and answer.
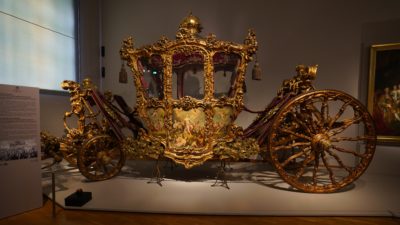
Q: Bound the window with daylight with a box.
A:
[0,0,77,91]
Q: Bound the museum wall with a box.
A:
[41,0,400,151]
[99,0,400,127]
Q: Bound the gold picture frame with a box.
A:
[368,43,400,143]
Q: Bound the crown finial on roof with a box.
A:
[176,12,203,39]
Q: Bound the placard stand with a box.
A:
[42,164,79,218]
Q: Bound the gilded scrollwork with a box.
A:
[213,137,259,161]
[40,131,62,164]
[244,29,258,57]
[147,98,164,108]
[59,78,115,165]
[277,64,318,99]
[173,96,204,111]
[245,64,319,141]
[119,13,259,168]
[122,132,165,160]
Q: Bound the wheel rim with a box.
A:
[78,135,126,181]
[268,90,376,193]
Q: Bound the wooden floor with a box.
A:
[1,197,399,225]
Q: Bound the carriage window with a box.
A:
[172,52,204,99]
[137,55,164,99]
[213,52,240,98]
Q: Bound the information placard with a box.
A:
[0,84,42,218]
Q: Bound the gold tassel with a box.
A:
[119,62,128,83]
[252,56,262,80]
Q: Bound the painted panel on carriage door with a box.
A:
[0,84,41,219]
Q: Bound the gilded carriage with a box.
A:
[58,14,376,193]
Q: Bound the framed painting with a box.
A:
[368,43,400,143]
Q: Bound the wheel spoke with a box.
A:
[325,148,353,173]
[279,127,312,140]
[294,153,315,179]
[307,103,322,123]
[281,147,310,167]
[328,115,363,136]
[328,100,352,128]
[299,105,320,132]
[321,151,337,185]
[331,145,366,158]
[321,96,329,124]
[312,153,320,185]
[272,142,311,151]
[272,137,293,147]
[288,111,313,135]
[315,97,331,130]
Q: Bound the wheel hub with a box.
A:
[311,133,331,153]
[97,151,112,164]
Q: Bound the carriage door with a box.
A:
[168,51,212,168]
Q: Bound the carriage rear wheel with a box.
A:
[77,134,126,181]
[268,90,376,193]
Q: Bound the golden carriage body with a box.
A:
[59,14,376,193]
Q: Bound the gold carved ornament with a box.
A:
[60,79,127,180]
[120,13,259,169]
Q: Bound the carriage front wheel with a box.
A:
[268,90,376,193]
[59,138,78,166]
[77,134,126,181]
